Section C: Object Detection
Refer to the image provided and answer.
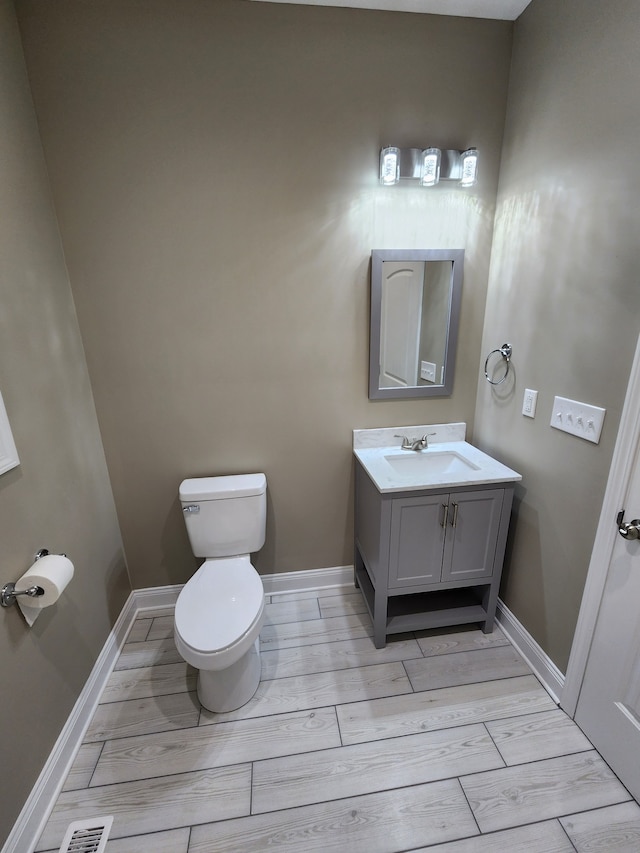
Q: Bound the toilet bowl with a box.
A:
[174,556,265,712]
[173,473,267,713]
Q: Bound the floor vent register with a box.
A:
[58,817,113,853]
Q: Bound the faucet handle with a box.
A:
[419,432,437,449]
[394,434,412,449]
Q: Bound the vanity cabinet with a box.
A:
[354,460,515,648]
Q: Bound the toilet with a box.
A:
[174,473,267,713]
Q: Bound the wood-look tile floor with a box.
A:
[35,587,640,852]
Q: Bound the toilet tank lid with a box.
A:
[180,473,266,501]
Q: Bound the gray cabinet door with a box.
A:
[388,492,447,587]
[441,488,504,583]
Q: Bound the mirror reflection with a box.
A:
[369,249,464,399]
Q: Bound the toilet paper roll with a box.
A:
[16,554,74,626]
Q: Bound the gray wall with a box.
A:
[0,0,128,843]
[474,0,640,672]
[15,0,513,588]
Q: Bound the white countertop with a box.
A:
[354,433,522,494]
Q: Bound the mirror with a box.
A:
[369,249,464,399]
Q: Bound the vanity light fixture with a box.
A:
[420,147,441,187]
[379,147,400,186]
[460,148,479,187]
[379,146,479,188]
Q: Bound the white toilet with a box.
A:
[174,473,267,713]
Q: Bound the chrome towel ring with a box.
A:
[484,343,512,385]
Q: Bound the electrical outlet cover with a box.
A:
[522,388,538,418]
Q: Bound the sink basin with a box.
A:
[353,434,521,493]
[383,450,480,478]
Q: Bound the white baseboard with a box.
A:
[2,566,353,853]
[1,592,138,853]
[131,583,182,611]
[262,565,353,595]
[125,566,354,608]
[496,598,565,704]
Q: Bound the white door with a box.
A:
[379,262,423,388]
[574,411,640,800]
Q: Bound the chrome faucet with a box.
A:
[395,432,436,451]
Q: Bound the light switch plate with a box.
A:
[420,360,437,382]
[550,395,606,444]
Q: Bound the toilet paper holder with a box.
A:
[1,549,64,608]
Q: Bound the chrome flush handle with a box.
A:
[182,504,200,514]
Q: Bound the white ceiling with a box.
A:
[249,0,533,21]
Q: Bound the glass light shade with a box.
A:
[380,147,400,186]
[460,148,479,187]
[420,148,441,186]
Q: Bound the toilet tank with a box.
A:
[180,473,267,558]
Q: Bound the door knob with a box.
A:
[616,509,640,540]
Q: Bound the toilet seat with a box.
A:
[174,556,265,671]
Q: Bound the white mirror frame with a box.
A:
[0,391,20,475]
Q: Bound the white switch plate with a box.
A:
[550,395,606,444]
[522,388,538,418]
[420,360,437,382]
